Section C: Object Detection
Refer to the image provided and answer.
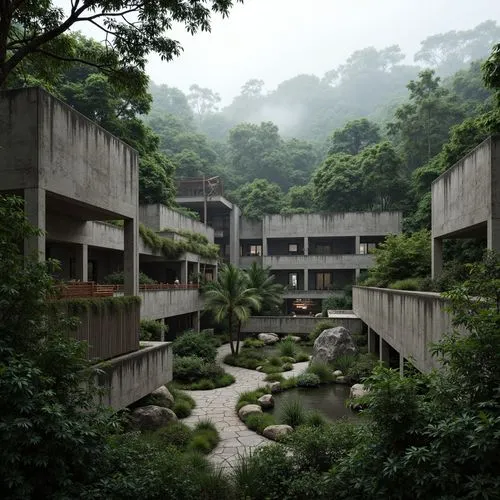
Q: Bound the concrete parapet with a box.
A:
[140,289,203,320]
[96,341,172,409]
[263,254,373,270]
[352,286,458,372]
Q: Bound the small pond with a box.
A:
[269,385,358,422]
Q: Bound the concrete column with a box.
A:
[24,188,46,260]
[304,236,309,256]
[304,268,309,291]
[487,218,500,252]
[355,268,360,283]
[229,205,241,265]
[399,352,404,376]
[355,235,360,254]
[431,237,443,279]
[379,337,391,366]
[124,218,138,296]
[196,261,201,283]
[263,237,268,257]
[367,326,373,353]
[75,243,88,282]
[180,259,188,284]
[194,311,201,332]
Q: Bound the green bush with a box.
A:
[322,293,353,314]
[244,338,265,348]
[103,270,157,284]
[279,398,307,427]
[306,361,334,383]
[333,354,356,374]
[296,373,321,387]
[281,376,298,390]
[306,410,328,427]
[172,330,217,362]
[348,353,379,382]
[388,277,425,290]
[173,399,193,418]
[282,362,293,371]
[173,355,227,383]
[237,388,268,410]
[224,350,265,370]
[279,338,298,358]
[188,420,220,454]
[309,320,334,342]
[245,413,277,434]
[140,319,168,341]
[264,373,284,382]
[190,378,216,390]
[295,352,311,362]
[151,422,193,450]
[280,356,296,364]
[268,356,282,367]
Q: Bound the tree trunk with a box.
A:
[228,310,235,355]
[235,320,242,355]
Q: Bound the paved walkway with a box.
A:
[182,343,309,469]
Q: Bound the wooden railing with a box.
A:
[114,283,200,292]
[56,282,115,298]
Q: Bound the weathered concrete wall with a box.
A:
[140,204,214,242]
[141,289,203,320]
[352,286,457,372]
[0,88,138,219]
[96,341,172,409]
[240,217,263,239]
[262,212,402,238]
[241,315,362,335]
[264,254,373,270]
[239,256,263,268]
[432,136,499,238]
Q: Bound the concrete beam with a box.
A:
[75,243,88,281]
[123,218,138,296]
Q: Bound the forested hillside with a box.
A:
[147,20,500,228]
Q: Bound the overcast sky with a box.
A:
[60,0,500,104]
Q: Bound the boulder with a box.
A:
[333,370,343,377]
[335,376,349,384]
[350,383,369,399]
[258,333,280,345]
[312,327,357,364]
[131,405,177,430]
[269,381,282,393]
[238,404,263,420]
[263,425,293,441]
[256,366,263,372]
[288,336,301,343]
[257,394,274,409]
[151,386,175,408]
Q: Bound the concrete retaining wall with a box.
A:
[96,341,172,409]
[241,315,362,335]
[352,286,457,372]
[141,289,202,319]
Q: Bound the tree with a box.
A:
[328,119,381,155]
[0,196,112,497]
[244,262,284,316]
[0,0,242,87]
[282,184,315,214]
[188,84,221,119]
[149,83,194,125]
[233,179,284,220]
[203,264,261,355]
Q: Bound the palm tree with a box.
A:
[244,262,284,315]
[203,264,262,355]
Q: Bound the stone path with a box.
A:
[182,343,308,470]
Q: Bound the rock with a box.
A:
[256,366,263,372]
[258,333,280,345]
[131,405,177,430]
[312,327,357,364]
[151,386,175,408]
[263,425,293,441]
[335,376,349,384]
[333,370,343,377]
[350,383,369,399]
[269,381,282,393]
[257,394,274,409]
[288,336,301,343]
[238,404,263,420]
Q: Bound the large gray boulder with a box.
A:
[263,425,293,441]
[312,326,357,364]
[349,383,369,411]
[257,394,274,409]
[258,333,279,345]
[151,386,175,408]
[238,404,263,420]
[131,405,177,430]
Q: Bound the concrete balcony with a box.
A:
[282,289,341,299]
[239,255,263,268]
[263,253,373,270]
[140,288,203,320]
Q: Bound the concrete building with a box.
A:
[431,135,500,277]
[0,88,215,408]
[176,178,403,315]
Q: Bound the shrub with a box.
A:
[309,320,334,342]
[306,361,334,383]
[279,338,298,358]
[260,364,283,374]
[173,356,226,383]
[322,293,352,314]
[265,373,284,382]
[348,353,379,382]
[334,354,356,374]
[237,388,268,410]
[189,420,220,454]
[168,386,195,409]
[224,350,265,370]
[279,398,307,427]
[282,362,293,371]
[140,319,167,341]
[268,356,282,367]
[306,410,328,427]
[280,356,296,364]
[244,338,265,348]
[245,413,277,434]
[103,270,157,284]
[281,376,298,390]
[172,330,217,362]
[297,373,321,387]
[388,277,425,290]
[151,422,193,450]
[190,378,216,390]
[295,352,311,362]
[173,399,193,418]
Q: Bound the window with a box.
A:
[359,242,377,255]
[316,272,332,290]
[315,244,331,255]
[288,272,298,289]
[288,243,298,254]
[249,245,262,256]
